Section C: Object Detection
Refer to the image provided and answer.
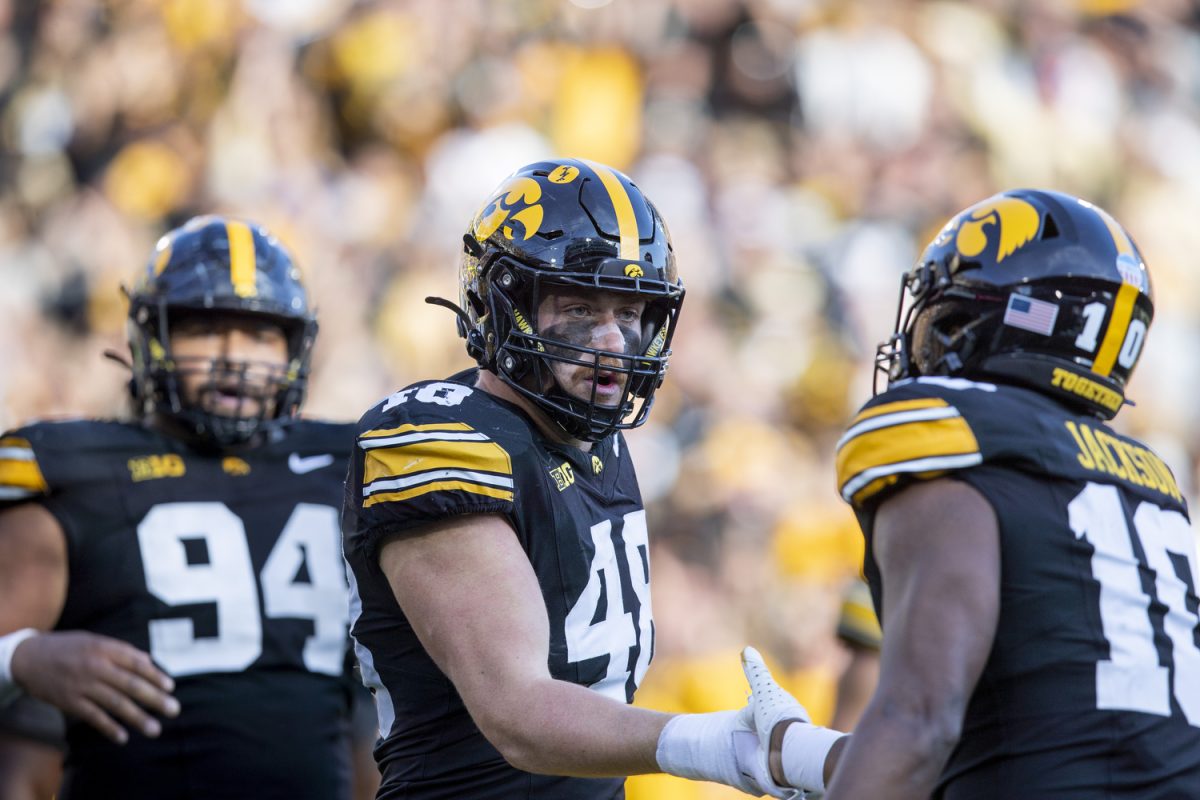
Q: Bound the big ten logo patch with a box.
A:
[128,454,186,482]
[550,461,575,492]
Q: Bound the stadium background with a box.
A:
[2,0,1199,797]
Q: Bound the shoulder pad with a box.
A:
[0,432,48,502]
[836,378,992,507]
[0,419,148,503]
[355,380,523,515]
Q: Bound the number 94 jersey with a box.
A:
[836,377,1200,799]
[0,418,356,800]
[343,371,653,800]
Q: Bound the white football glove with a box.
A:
[656,674,801,798]
[741,646,846,797]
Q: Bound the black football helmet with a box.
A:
[878,189,1153,419]
[444,158,684,442]
[126,215,317,447]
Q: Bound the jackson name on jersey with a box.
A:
[0,418,355,800]
[836,376,1200,799]
[343,370,653,800]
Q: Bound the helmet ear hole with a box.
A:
[1042,214,1060,239]
[465,288,487,319]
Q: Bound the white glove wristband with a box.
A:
[779,721,846,793]
[657,711,796,798]
[0,628,37,705]
[656,711,743,785]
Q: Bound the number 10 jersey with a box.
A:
[0,418,356,800]
[342,370,653,800]
[837,377,1200,799]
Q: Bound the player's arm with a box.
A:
[380,512,665,775]
[0,503,178,743]
[378,513,780,793]
[820,478,1000,799]
[829,643,879,733]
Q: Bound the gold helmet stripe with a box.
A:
[225,220,258,298]
[583,160,640,261]
[1091,282,1138,377]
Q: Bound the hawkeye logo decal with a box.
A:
[550,461,575,492]
[222,456,251,476]
[474,176,545,242]
[624,264,644,278]
[955,197,1040,263]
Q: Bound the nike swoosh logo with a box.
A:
[288,453,335,474]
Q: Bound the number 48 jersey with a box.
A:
[0,418,355,800]
[836,377,1200,799]
[343,370,653,800]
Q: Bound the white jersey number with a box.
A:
[1068,482,1200,724]
[564,510,653,702]
[137,502,348,677]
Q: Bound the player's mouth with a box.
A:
[582,370,623,404]
[206,385,267,415]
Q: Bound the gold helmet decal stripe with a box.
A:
[1091,282,1138,377]
[1091,204,1134,256]
[584,160,640,261]
[153,238,173,275]
[956,197,1040,263]
[225,220,258,298]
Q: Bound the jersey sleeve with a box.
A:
[835,382,985,510]
[345,405,517,556]
[0,431,50,505]
[836,578,882,650]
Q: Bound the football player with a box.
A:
[0,217,358,799]
[738,190,1200,798]
[342,159,790,799]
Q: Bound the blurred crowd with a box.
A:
[4,0,1200,796]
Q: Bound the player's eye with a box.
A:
[616,308,641,324]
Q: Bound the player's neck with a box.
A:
[475,370,594,452]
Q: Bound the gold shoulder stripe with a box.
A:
[364,480,513,508]
[0,459,47,493]
[850,397,949,425]
[837,416,980,502]
[850,475,898,505]
[361,422,473,439]
[365,439,512,485]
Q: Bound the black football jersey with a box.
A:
[836,377,1200,799]
[342,370,653,800]
[0,418,356,800]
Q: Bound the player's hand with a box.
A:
[741,646,843,795]
[657,707,798,798]
[10,631,180,744]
